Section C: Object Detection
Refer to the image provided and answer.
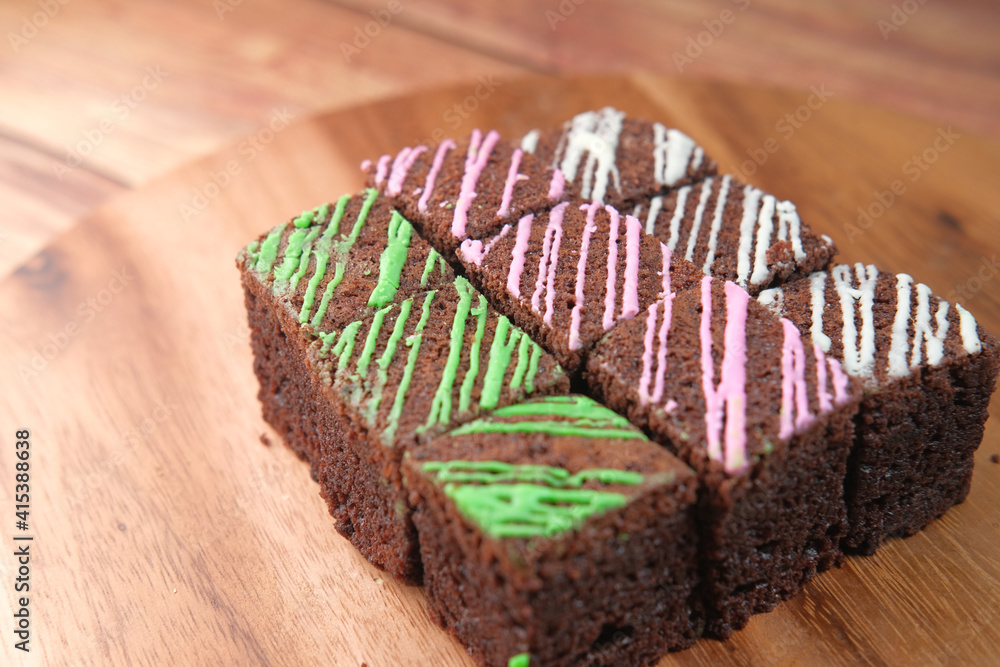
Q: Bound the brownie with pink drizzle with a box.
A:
[519,107,717,210]
[363,129,564,257]
[456,201,704,373]
[758,265,1000,553]
[403,395,701,667]
[630,175,838,295]
[585,277,864,637]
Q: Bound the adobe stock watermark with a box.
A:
[730,85,833,180]
[64,396,180,507]
[415,75,502,147]
[545,0,587,31]
[18,266,134,382]
[7,0,71,53]
[672,0,750,72]
[844,126,960,243]
[340,0,406,63]
[946,255,1000,305]
[51,66,168,181]
[178,107,296,222]
[877,0,928,40]
[214,0,243,20]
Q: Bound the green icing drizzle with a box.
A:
[308,262,344,326]
[367,210,413,308]
[508,654,530,667]
[524,342,543,394]
[335,187,378,255]
[509,333,532,392]
[332,321,363,377]
[297,195,350,324]
[365,298,413,424]
[355,304,394,379]
[422,460,640,538]
[254,226,284,274]
[287,225,323,292]
[418,278,473,433]
[273,225,318,283]
[383,290,435,445]
[245,240,260,264]
[450,420,645,440]
[318,330,338,357]
[420,248,441,287]
[458,294,488,414]
[492,395,635,429]
[480,316,522,410]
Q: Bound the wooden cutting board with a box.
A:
[3,74,999,667]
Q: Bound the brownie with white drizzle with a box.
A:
[456,201,703,374]
[520,106,717,210]
[404,395,700,667]
[630,175,837,295]
[758,264,1000,553]
[585,277,864,638]
[238,191,569,583]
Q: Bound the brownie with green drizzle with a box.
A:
[456,200,703,374]
[630,175,837,295]
[239,192,569,583]
[585,277,864,638]
[403,395,699,667]
[364,129,563,258]
[519,107,717,211]
[758,264,1000,554]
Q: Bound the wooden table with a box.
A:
[2,2,1000,666]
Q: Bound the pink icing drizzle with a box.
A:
[638,303,659,403]
[620,214,641,320]
[778,318,815,439]
[665,399,678,412]
[531,202,566,325]
[374,154,391,185]
[829,357,850,404]
[386,145,428,196]
[419,139,456,213]
[452,129,502,240]
[497,148,524,218]
[602,205,620,331]
[459,223,511,267]
[547,168,565,200]
[701,278,750,473]
[360,159,372,172]
[569,203,600,350]
[814,343,832,413]
[507,214,534,297]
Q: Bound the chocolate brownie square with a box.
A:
[404,395,700,666]
[631,174,837,294]
[586,277,864,637]
[455,201,704,373]
[758,264,1000,553]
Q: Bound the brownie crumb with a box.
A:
[259,433,272,447]
[990,454,999,464]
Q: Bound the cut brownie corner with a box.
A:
[404,394,701,666]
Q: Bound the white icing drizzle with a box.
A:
[910,282,949,368]
[808,271,832,353]
[644,196,664,235]
[749,195,777,286]
[653,123,697,186]
[553,107,625,203]
[666,186,692,251]
[757,287,784,315]
[684,177,714,263]
[887,273,914,378]
[520,129,540,154]
[701,174,732,274]
[735,185,763,286]
[831,263,879,377]
[776,200,807,262]
[956,304,982,354]
[691,147,705,172]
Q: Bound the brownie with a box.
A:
[403,395,700,667]
[758,264,1000,553]
[238,197,569,583]
[585,277,864,638]
[522,107,717,210]
[364,130,563,257]
[631,175,837,294]
[456,201,704,373]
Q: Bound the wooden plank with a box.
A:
[2,75,999,666]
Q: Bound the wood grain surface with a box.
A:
[2,75,1000,667]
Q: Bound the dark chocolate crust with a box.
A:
[404,399,700,666]
[759,265,1000,552]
